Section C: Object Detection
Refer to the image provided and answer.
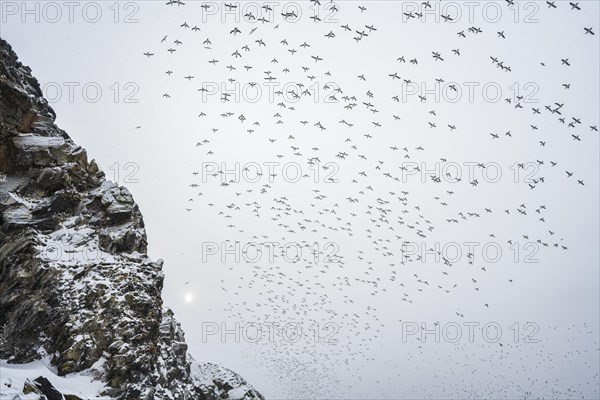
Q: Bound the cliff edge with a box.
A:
[0,38,262,400]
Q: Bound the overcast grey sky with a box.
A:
[2,1,599,398]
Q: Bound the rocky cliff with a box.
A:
[0,38,262,400]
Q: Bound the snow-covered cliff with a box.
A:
[0,38,263,400]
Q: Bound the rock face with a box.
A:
[0,38,263,400]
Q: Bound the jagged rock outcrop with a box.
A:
[0,38,263,400]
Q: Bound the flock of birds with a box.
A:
[138,1,598,398]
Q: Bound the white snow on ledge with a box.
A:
[0,357,112,399]
[11,135,66,151]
